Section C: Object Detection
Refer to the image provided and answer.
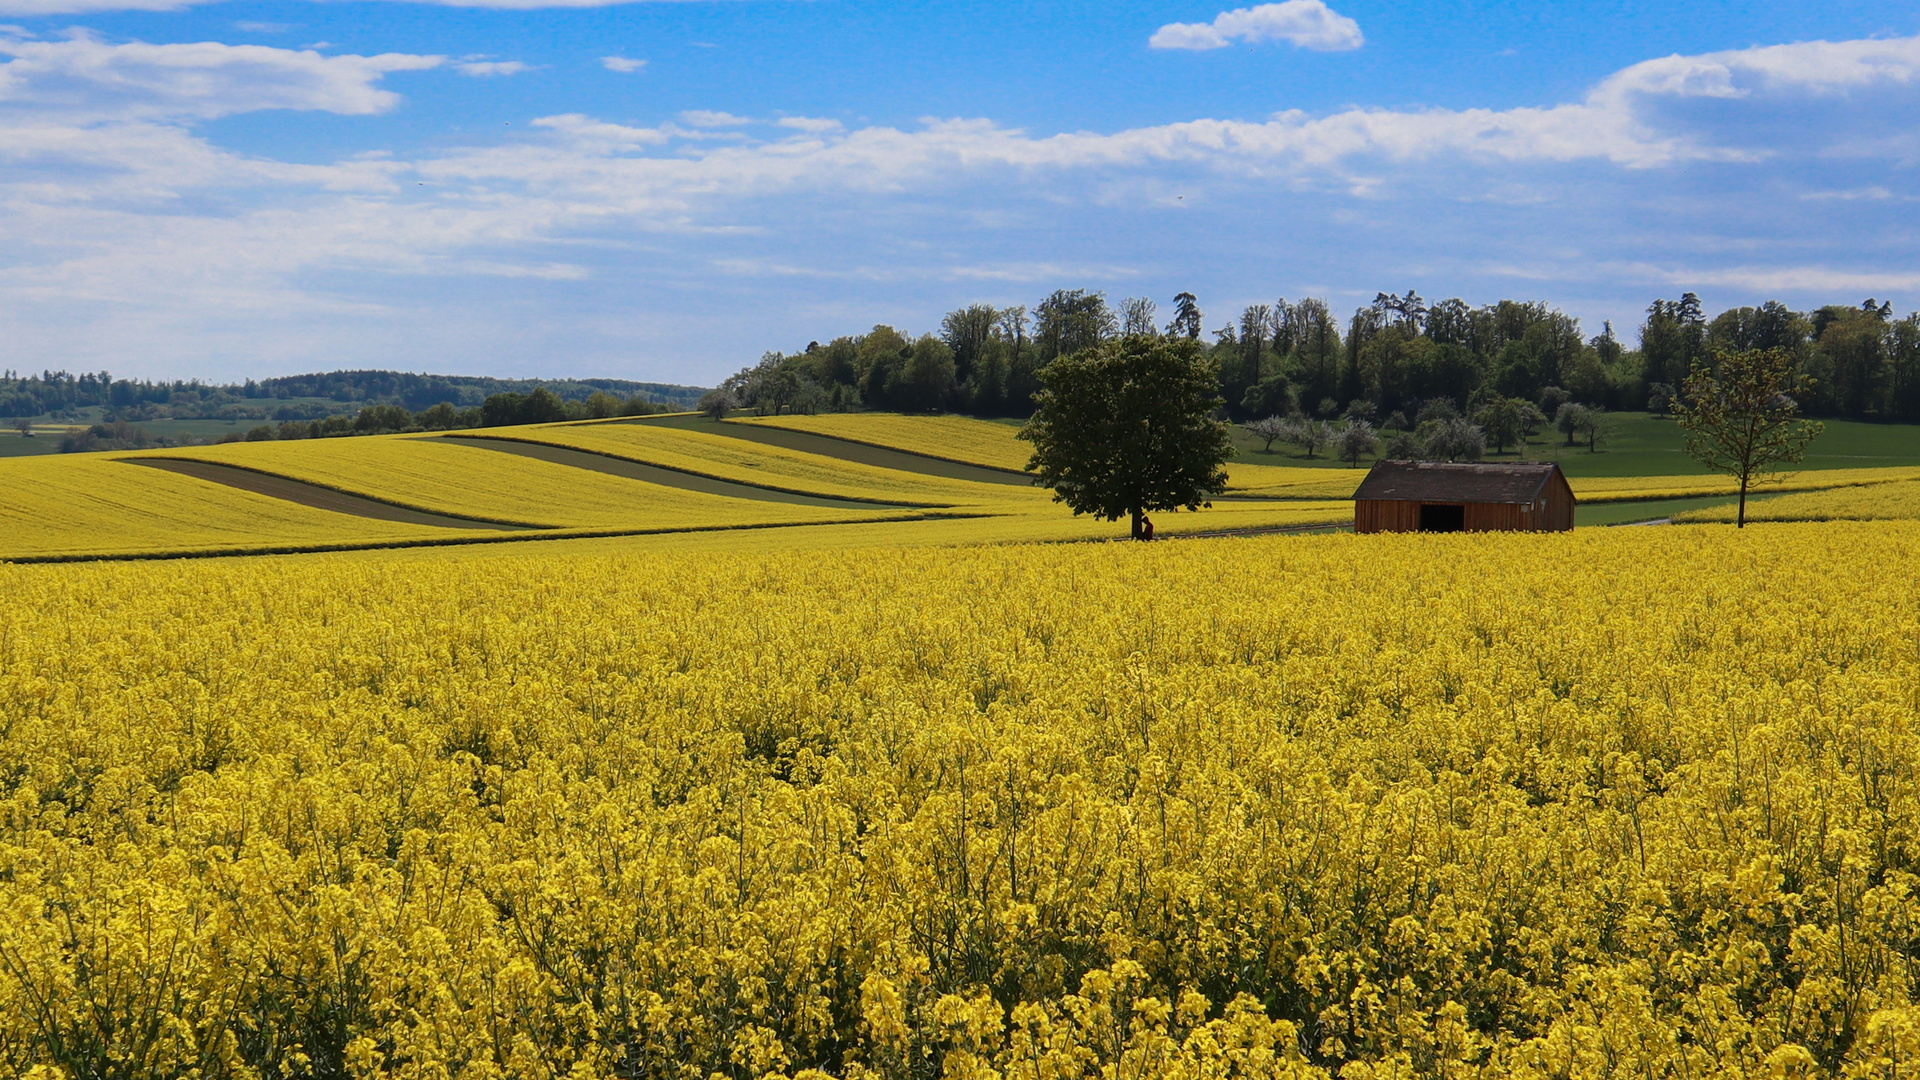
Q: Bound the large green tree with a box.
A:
[1019,336,1234,540]
[1675,347,1824,528]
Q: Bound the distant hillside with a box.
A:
[0,368,710,423]
[253,371,710,411]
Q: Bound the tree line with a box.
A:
[48,388,667,453]
[0,368,703,424]
[714,289,1920,425]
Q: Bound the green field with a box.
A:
[0,431,62,458]
[1,399,375,457]
[1232,411,1920,477]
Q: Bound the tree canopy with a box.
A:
[1018,336,1233,540]
[1675,347,1824,527]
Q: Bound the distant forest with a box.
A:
[721,291,1920,423]
[0,369,707,423]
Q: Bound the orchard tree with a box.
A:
[1286,417,1331,460]
[1335,418,1378,467]
[1571,405,1612,452]
[1019,336,1233,540]
[1472,397,1524,454]
[698,389,736,420]
[1554,402,1588,446]
[1246,415,1288,452]
[1676,347,1824,527]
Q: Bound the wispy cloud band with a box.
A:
[2,30,1919,376]
[1150,1,1363,52]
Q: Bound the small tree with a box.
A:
[1646,382,1677,417]
[1245,415,1288,452]
[1516,403,1548,454]
[1675,347,1824,528]
[1019,336,1233,540]
[1334,418,1378,468]
[1571,405,1611,452]
[1472,398,1524,454]
[574,391,618,419]
[1554,402,1589,446]
[1291,418,1331,460]
[415,402,461,430]
[698,389,737,421]
[1421,417,1485,461]
[13,418,32,438]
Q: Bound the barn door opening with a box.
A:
[1419,504,1465,532]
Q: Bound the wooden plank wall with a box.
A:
[1542,474,1576,531]
[1354,500,1423,533]
[1464,503,1530,531]
[1358,495,1574,532]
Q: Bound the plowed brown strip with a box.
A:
[129,459,536,531]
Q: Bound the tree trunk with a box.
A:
[1131,507,1144,540]
[1738,476,1748,528]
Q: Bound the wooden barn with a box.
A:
[1351,461,1576,533]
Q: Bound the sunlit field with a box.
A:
[7,524,1920,1077]
[6,413,1920,1078]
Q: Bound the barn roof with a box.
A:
[1351,461,1567,504]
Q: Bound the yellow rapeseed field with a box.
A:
[1568,465,1920,504]
[5,523,1920,1079]
[743,414,1035,472]
[480,422,1020,506]
[0,454,457,560]
[146,436,892,531]
[1673,477,1920,523]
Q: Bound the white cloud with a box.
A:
[0,0,182,12]
[1151,1,1363,52]
[4,32,1920,378]
[946,262,1142,284]
[4,0,788,10]
[0,34,443,119]
[1629,264,1920,294]
[456,60,530,77]
[601,56,645,73]
[778,116,841,133]
[678,109,750,128]
[530,111,669,146]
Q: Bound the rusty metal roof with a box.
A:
[1351,461,1568,504]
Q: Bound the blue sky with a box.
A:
[2,1,1918,385]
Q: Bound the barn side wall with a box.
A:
[1543,475,1576,531]
[1464,502,1532,532]
[1354,500,1422,533]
